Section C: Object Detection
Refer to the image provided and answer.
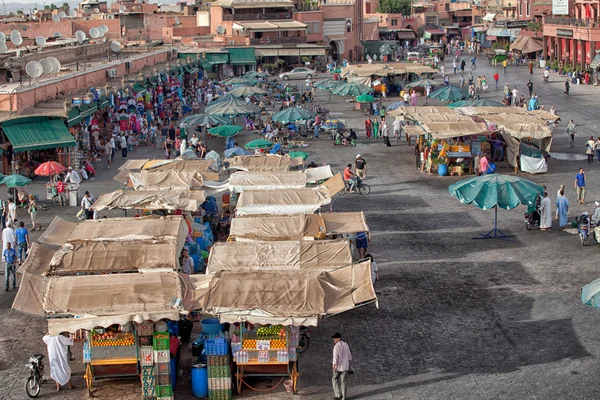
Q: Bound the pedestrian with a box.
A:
[372,117,379,140]
[479,152,490,175]
[556,189,569,230]
[565,79,570,95]
[7,197,16,226]
[528,60,534,74]
[354,154,367,179]
[109,134,116,161]
[470,55,476,69]
[392,117,401,141]
[586,136,595,163]
[567,119,576,147]
[493,71,499,89]
[365,253,378,283]
[15,221,28,264]
[382,121,391,146]
[2,220,16,265]
[180,249,194,274]
[575,168,586,204]
[364,117,372,139]
[3,241,16,291]
[460,58,466,71]
[331,332,352,400]
[56,180,66,206]
[81,191,94,220]
[527,80,533,97]
[502,59,507,73]
[104,139,112,169]
[511,87,519,106]
[452,59,457,74]
[459,74,465,88]
[555,184,565,220]
[474,152,481,176]
[481,75,488,92]
[380,83,387,99]
[42,333,75,391]
[540,192,552,230]
[414,144,420,169]
[595,137,600,163]
[120,134,128,159]
[27,194,40,231]
[356,231,369,258]
[0,196,5,230]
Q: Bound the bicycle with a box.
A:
[343,177,370,195]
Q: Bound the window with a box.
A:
[526,0,530,16]
[282,30,288,37]
[346,19,352,33]
[425,16,436,24]
[391,18,398,26]
[306,21,321,34]
[445,3,449,11]
[365,2,371,13]
[518,1,522,16]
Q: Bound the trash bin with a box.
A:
[191,363,208,398]
[69,190,79,207]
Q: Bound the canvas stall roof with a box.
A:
[66,216,187,248]
[49,240,180,274]
[1,116,76,153]
[305,165,333,183]
[143,159,220,181]
[113,168,132,185]
[227,155,291,172]
[206,240,352,273]
[42,272,183,334]
[92,189,205,211]
[17,242,55,276]
[236,188,329,215]
[129,170,204,191]
[119,159,150,171]
[389,106,462,117]
[319,173,346,197]
[229,171,307,192]
[229,212,369,241]
[38,217,78,247]
[510,35,543,54]
[191,262,376,326]
[480,114,552,139]
[418,122,489,139]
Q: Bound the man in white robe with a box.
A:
[540,192,552,230]
[43,333,75,391]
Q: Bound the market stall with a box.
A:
[235,188,330,215]
[225,155,295,172]
[128,170,205,191]
[228,171,307,192]
[91,189,206,212]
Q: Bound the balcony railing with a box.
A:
[544,16,595,26]
[250,36,306,45]
[222,12,292,21]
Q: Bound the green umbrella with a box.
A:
[429,85,470,102]
[272,107,315,123]
[356,94,375,103]
[244,71,268,79]
[229,86,267,97]
[207,125,243,138]
[223,77,255,85]
[331,82,373,96]
[314,79,342,90]
[449,99,507,108]
[181,113,229,127]
[205,98,261,116]
[405,79,443,88]
[1,174,32,187]
[244,139,274,150]
[288,151,308,160]
[449,174,543,239]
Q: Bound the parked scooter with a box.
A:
[576,212,591,245]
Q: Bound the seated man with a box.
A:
[343,163,357,193]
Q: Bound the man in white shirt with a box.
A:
[2,220,16,262]
[64,167,82,185]
[180,249,194,274]
[392,118,401,140]
[109,134,116,161]
[511,87,518,106]
[189,133,199,148]
[331,332,352,400]
[403,91,410,103]
[120,134,128,159]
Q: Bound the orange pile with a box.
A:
[270,339,286,349]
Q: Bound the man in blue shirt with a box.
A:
[575,168,586,204]
[4,241,16,290]
[15,221,29,264]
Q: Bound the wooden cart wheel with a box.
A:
[84,363,93,396]
[236,367,242,395]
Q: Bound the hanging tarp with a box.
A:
[91,189,205,211]
[129,170,204,191]
[228,171,307,192]
[236,188,330,215]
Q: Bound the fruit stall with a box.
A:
[231,324,300,395]
[83,325,139,395]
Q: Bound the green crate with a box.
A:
[155,385,173,397]
[153,338,170,351]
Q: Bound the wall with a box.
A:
[197,11,210,27]
[322,4,358,60]
[363,20,379,40]
[162,26,211,43]
[294,11,324,42]
[15,43,110,67]
[0,20,73,40]
[73,19,121,40]
[0,49,171,113]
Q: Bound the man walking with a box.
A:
[452,59,457,74]
[528,60,534,74]
[354,155,367,179]
[15,221,28,265]
[470,55,476,69]
[527,80,534,97]
[567,119,576,147]
[565,78,570,95]
[331,332,352,400]
[81,191,94,220]
[493,71,499,89]
[575,168,586,204]
[502,59,507,73]
[4,241,16,291]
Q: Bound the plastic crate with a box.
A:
[155,385,173,397]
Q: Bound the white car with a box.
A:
[279,67,317,80]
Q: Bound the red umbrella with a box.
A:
[34,161,67,176]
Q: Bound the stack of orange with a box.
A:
[242,339,257,349]
[270,339,286,349]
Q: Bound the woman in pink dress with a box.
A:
[410,90,418,106]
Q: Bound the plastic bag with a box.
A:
[76,209,85,220]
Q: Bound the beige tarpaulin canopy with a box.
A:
[229,212,369,241]
[389,105,462,118]
[226,155,292,172]
[236,188,330,215]
[342,62,437,78]
[510,35,543,54]
[228,171,307,192]
[38,216,78,247]
[415,122,489,139]
[129,170,204,191]
[92,189,206,211]
[142,159,220,180]
[188,262,377,326]
[479,114,552,139]
[305,165,334,183]
[206,240,352,273]
[119,159,150,171]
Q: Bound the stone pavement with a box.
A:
[3,60,600,399]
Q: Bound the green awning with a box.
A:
[78,103,98,119]
[179,52,199,60]
[98,95,109,109]
[2,116,76,153]
[204,52,229,65]
[132,83,146,95]
[66,107,81,127]
[228,48,256,65]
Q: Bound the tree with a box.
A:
[61,2,70,10]
[376,0,413,17]
[16,10,23,14]
[527,21,542,37]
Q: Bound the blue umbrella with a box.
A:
[386,101,407,111]
[224,147,251,157]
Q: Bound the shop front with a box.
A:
[227,47,257,75]
[0,116,76,175]
[543,23,600,71]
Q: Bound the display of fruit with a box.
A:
[270,339,286,349]
[257,325,285,337]
[242,339,257,349]
[91,332,135,347]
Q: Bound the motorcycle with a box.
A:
[298,326,311,353]
[25,354,45,398]
[576,213,591,245]
[525,208,541,230]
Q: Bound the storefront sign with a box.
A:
[552,0,569,15]
[506,20,528,29]
[556,28,573,37]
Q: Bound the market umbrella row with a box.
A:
[331,82,373,96]
[272,107,315,124]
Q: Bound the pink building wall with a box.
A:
[162,26,211,43]
[73,19,121,40]
[293,11,324,42]
[321,4,359,60]
[0,50,170,113]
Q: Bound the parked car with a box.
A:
[279,67,317,80]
